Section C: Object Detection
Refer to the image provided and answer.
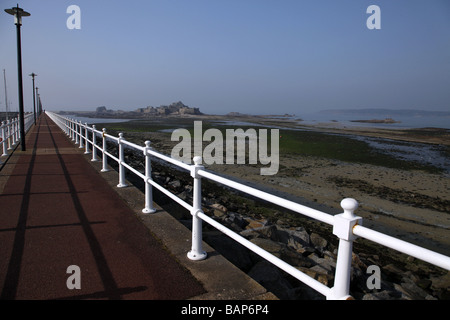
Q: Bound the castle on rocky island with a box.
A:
[58,101,203,118]
[95,101,202,117]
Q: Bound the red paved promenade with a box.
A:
[0,114,206,300]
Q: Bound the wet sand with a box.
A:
[207,155,450,256]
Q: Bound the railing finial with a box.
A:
[193,155,202,165]
[340,198,358,219]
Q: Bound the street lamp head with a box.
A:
[4,4,30,26]
[29,73,37,77]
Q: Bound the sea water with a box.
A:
[298,112,450,130]
[351,135,450,175]
[297,111,450,173]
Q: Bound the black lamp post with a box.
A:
[36,87,40,114]
[4,4,30,151]
[29,72,37,125]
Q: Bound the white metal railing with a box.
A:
[45,111,450,300]
[0,113,35,165]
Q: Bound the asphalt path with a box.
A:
[0,114,205,300]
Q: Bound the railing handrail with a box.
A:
[353,225,450,270]
[44,111,450,300]
[197,168,335,225]
[0,113,35,164]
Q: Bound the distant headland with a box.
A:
[320,108,450,118]
[319,108,450,126]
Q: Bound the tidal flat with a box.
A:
[94,114,450,258]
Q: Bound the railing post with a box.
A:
[329,198,362,300]
[13,118,18,145]
[7,120,12,150]
[91,125,98,162]
[101,128,109,172]
[74,120,79,144]
[84,123,90,154]
[187,156,207,261]
[71,119,75,141]
[67,119,71,136]
[117,132,128,188]
[1,121,7,156]
[10,119,14,145]
[142,141,156,214]
[79,121,84,149]
[8,120,13,147]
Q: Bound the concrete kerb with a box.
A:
[81,150,277,300]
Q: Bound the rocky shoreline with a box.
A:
[350,118,400,124]
[104,139,449,300]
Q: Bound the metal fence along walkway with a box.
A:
[45,111,450,300]
[0,114,206,299]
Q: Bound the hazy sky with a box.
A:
[1,0,449,115]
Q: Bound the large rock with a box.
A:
[310,233,328,252]
[430,272,450,299]
[224,212,249,230]
[275,227,310,251]
[249,237,314,268]
[393,281,436,300]
[203,231,254,272]
[362,291,393,300]
[210,203,228,217]
[308,254,336,275]
[249,238,284,258]
[248,261,295,300]
[240,225,277,239]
